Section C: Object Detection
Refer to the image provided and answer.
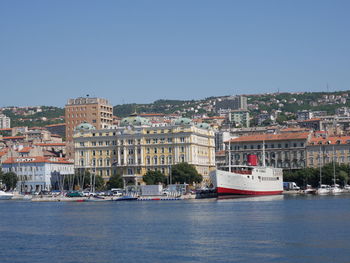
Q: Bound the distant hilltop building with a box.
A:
[65,97,113,158]
[0,114,11,129]
[215,95,247,112]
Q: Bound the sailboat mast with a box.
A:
[262,140,266,167]
[333,144,336,186]
[319,145,322,186]
[228,139,232,172]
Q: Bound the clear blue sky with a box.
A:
[1,0,350,107]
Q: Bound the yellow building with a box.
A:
[73,116,215,186]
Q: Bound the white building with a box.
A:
[0,114,10,128]
[2,156,74,192]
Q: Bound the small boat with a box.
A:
[0,190,14,200]
[317,184,330,195]
[303,185,316,194]
[330,184,343,195]
[113,196,138,201]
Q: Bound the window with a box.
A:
[154,156,158,165]
[181,146,185,152]
[92,141,96,146]
[129,149,134,154]
[80,142,85,146]
[147,156,150,165]
[92,150,96,156]
[168,147,172,153]
[146,148,150,154]
[161,156,165,164]
[161,147,165,153]
[167,138,172,143]
[180,137,185,143]
[80,151,84,156]
[154,148,158,154]
[146,139,151,144]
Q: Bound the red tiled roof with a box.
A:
[18,147,33,153]
[309,136,350,145]
[140,113,165,117]
[228,132,310,143]
[0,149,9,157]
[216,150,226,155]
[298,118,321,122]
[0,128,12,131]
[45,123,65,127]
[35,143,66,146]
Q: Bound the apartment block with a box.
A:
[65,97,113,158]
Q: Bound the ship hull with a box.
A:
[216,187,282,195]
[211,167,283,196]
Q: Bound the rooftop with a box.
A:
[228,132,311,143]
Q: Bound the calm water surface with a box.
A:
[1,195,350,263]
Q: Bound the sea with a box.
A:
[1,194,350,263]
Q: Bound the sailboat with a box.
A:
[330,145,342,195]
[317,146,330,195]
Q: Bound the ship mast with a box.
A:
[262,140,266,167]
[228,138,231,172]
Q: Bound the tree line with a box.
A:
[284,162,350,188]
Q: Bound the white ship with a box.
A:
[210,165,283,195]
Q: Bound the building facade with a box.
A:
[215,95,248,112]
[73,117,216,186]
[230,110,250,127]
[0,114,10,129]
[65,97,113,158]
[306,136,350,168]
[2,156,74,192]
[225,132,311,170]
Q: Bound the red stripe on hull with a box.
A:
[217,187,282,196]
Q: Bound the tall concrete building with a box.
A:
[65,97,113,158]
[0,114,11,128]
[215,95,247,112]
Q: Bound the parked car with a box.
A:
[66,191,83,197]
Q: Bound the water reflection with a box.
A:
[1,196,350,263]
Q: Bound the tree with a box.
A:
[0,172,18,191]
[143,170,166,185]
[94,175,105,191]
[171,163,203,184]
[106,174,124,189]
